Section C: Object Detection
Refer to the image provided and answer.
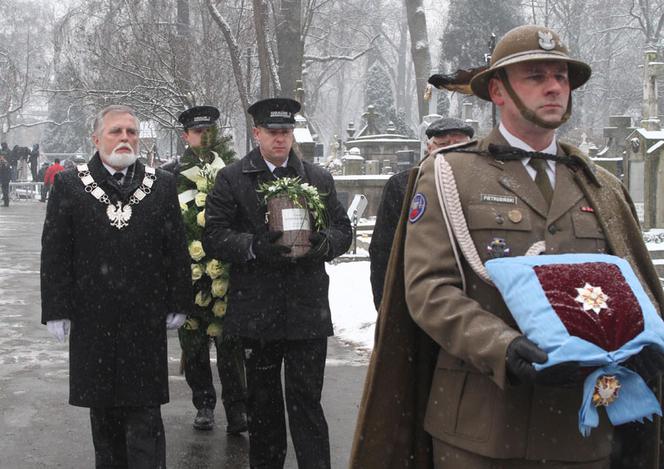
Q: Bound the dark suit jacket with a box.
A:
[369,170,409,310]
[203,148,352,340]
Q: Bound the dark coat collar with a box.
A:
[88,152,145,196]
[241,147,306,180]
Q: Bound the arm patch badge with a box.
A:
[408,192,427,223]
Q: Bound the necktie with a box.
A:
[112,172,124,185]
[273,167,294,179]
[529,158,553,206]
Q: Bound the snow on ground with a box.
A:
[327,261,376,351]
[644,228,664,250]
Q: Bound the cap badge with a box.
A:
[270,111,291,118]
[538,30,556,51]
[194,116,210,122]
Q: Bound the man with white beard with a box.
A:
[41,104,192,468]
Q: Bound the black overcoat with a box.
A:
[40,153,192,407]
[203,148,352,340]
[368,169,409,310]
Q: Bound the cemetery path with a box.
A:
[0,201,368,469]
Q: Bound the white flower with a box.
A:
[180,202,189,214]
[195,192,207,207]
[197,210,206,227]
[189,241,205,261]
[195,290,212,307]
[206,259,223,279]
[575,283,609,314]
[211,277,229,297]
[196,178,208,192]
[212,300,227,317]
[206,322,222,337]
[191,263,204,282]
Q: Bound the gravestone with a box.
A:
[625,128,664,227]
[623,49,664,228]
[396,150,416,172]
[381,159,393,175]
[365,160,380,175]
[342,148,364,175]
[461,102,480,136]
[419,114,443,157]
[602,115,633,179]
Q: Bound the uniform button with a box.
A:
[548,225,558,234]
[495,215,504,225]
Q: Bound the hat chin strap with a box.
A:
[497,69,571,130]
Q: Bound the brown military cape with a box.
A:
[349,144,664,469]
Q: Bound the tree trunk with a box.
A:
[253,0,271,98]
[395,3,408,112]
[276,0,303,98]
[404,0,431,121]
[176,0,192,106]
[206,0,253,149]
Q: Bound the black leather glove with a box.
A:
[535,361,586,387]
[505,336,548,385]
[252,231,291,262]
[301,231,329,261]
[624,345,664,384]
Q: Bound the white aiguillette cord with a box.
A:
[76,163,157,229]
[433,154,545,289]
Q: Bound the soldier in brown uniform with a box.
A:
[351,25,664,469]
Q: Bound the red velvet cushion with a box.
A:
[534,262,644,351]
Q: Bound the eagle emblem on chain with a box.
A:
[107,202,133,229]
[77,163,156,230]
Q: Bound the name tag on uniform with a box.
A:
[480,194,517,205]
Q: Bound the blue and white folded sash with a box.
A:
[485,253,664,436]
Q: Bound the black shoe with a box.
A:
[193,408,214,431]
[225,404,248,434]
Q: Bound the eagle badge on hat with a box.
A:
[538,30,556,50]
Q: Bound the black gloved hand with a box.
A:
[505,336,548,385]
[252,231,291,262]
[535,361,585,387]
[301,231,329,261]
[624,345,664,384]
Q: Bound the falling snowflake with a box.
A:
[575,283,609,314]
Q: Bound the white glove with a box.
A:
[165,313,186,330]
[47,319,70,343]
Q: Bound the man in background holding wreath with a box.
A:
[165,105,248,434]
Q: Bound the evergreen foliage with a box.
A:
[436,92,450,117]
[191,125,235,165]
[439,0,523,71]
[364,63,413,137]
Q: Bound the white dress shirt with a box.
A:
[498,123,557,187]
